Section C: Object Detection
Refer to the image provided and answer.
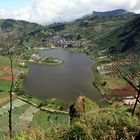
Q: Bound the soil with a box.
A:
[0,96,9,105]
[0,66,18,81]
[106,84,137,100]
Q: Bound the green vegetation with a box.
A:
[0,104,30,139]
[0,80,10,97]
[31,111,68,130]
[0,55,21,68]
[92,64,108,95]
[99,15,140,56]
[0,12,139,57]
[41,57,63,65]
[0,9,140,140]
[0,55,23,98]
[16,91,41,106]
[12,104,31,116]
[66,47,85,53]
[13,97,140,140]
[21,49,39,60]
[0,56,10,66]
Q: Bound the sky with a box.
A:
[0,0,140,25]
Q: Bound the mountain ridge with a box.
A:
[0,9,139,56]
[92,9,135,17]
[77,9,135,21]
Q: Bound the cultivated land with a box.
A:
[0,9,140,139]
[0,46,139,139]
[0,50,70,138]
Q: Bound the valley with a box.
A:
[0,9,140,139]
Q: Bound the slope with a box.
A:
[99,15,140,55]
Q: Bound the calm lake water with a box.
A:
[25,48,101,103]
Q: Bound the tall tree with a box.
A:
[3,33,16,139]
[7,45,14,139]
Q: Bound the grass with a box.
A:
[0,55,22,68]
[0,104,30,139]
[0,80,11,98]
[31,111,69,130]
[0,97,139,140]
[105,77,127,90]
[20,49,39,60]
[92,61,127,96]
[0,55,27,98]
[66,47,85,53]
[13,99,140,140]
[30,57,64,66]
[12,104,31,116]
[0,104,30,127]
[41,57,63,65]
[0,56,10,67]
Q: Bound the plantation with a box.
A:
[31,111,69,130]
[94,56,140,99]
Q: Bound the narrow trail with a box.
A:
[13,106,39,132]
[17,96,69,114]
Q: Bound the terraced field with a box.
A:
[0,98,69,139]
[0,102,31,139]
[31,111,69,130]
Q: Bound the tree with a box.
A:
[3,33,16,139]
[7,45,14,139]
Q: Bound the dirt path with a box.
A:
[13,106,39,132]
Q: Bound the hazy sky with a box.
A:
[0,0,140,25]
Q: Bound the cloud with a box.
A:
[0,0,140,25]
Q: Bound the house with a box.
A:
[29,54,42,62]
[123,96,136,106]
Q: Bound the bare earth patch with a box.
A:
[106,84,137,100]
[0,66,18,81]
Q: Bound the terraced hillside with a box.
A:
[99,15,140,55]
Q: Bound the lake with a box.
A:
[25,48,101,103]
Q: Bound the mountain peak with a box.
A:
[92,9,134,17]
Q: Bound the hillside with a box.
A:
[92,9,135,17]
[77,9,135,22]
[0,9,140,140]
[58,12,137,53]
[0,19,54,56]
[0,19,42,46]
[0,19,41,32]
[0,10,139,56]
[12,97,140,140]
[99,15,140,55]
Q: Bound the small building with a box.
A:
[29,54,42,62]
[123,96,136,106]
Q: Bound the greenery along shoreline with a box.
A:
[14,47,99,108]
[29,53,64,65]
[0,9,140,139]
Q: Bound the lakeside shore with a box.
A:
[19,47,101,105]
